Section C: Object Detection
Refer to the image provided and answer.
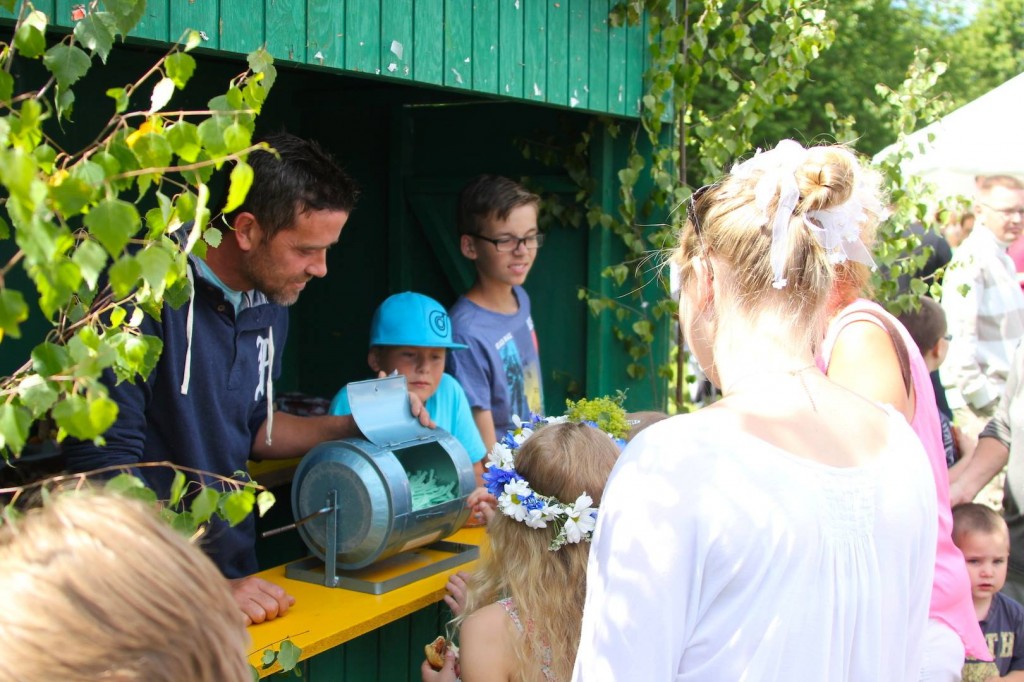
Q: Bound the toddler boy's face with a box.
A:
[960,529,1011,602]
[370,346,446,404]
[466,204,540,288]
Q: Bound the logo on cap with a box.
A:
[430,310,450,338]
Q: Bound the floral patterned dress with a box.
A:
[498,598,555,682]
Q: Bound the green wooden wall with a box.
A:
[3,0,648,118]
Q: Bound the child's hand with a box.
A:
[466,486,497,525]
[443,570,472,616]
[420,649,459,682]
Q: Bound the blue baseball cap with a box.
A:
[369,292,468,350]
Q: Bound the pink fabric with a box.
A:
[821,298,990,661]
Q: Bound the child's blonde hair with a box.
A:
[677,144,884,348]
[456,422,620,682]
[953,502,1009,546]
[0,491,251,682]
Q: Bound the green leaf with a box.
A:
[14,11,48,59]
[52,393,119,440]
[223,162,253,213]
[166,121,202,163]
[170,511,197,535]
[101,0,147,34]
[256,490,276,517]
[247,48,277,90]
[189,487,220,524]
[16,376,58,417]
[0,289,29,340]
[85,199,141,256]
[0,70,14,104]
[136,246,174,298]
[169,470,187,506]
[106,87,129,114]
[43,44,92,90]
[222,122,252,154]
[132,133,174,171]
[108,255,142,298]
[277,640,302,671]
[220,489,255,527]
[197,116,230,156]
[72,239,109,290]
[184,30,203,51]
[149,76,175,113]
[32,342,71,377]
[261,650,278,667]
[49,170,98,217]
[165,52,196,89]
[0,403,32,454]
[105,473,147,494]
[203,227,223,248]
[73,12,118,63]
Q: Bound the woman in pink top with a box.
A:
[822,264,990,680]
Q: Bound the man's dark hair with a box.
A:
[896,296,947,355]
[223,133,360,240]
[456,174,540,236]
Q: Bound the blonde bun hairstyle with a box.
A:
[676,142,883,347]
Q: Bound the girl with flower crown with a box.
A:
[422,420,620,682]
[573,141,938,681]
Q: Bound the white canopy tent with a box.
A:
[874,71,1024,197]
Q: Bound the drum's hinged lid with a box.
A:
[347,375,438,449]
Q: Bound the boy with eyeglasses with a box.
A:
[447,175,546,453]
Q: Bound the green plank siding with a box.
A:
[545,0,568,106]
[2,0,647,118]
[266,0,304,62]
[221,1,264,55]
[523,0,546,101]
[567,0,588,109]
[444,0,473,88]
[587,0,608,111]
[53,0,75,29]
[170,0,219,50]
[472,0,498,93]
[308,0,346,68]
[624,10,645,117]
[381,0,414,79]
[607,8,626,115]
[135,0,169,42]
[346,0,381,73]
[497,0,523,97]
[412,0,443,83]
[0,1,54,22]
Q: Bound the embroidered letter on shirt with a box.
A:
[255,335,272,401]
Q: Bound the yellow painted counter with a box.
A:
[247,527,485,677]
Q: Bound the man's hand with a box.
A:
[230,575,295,626]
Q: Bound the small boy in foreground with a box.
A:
[447,175,546,452]
[329,292,487,484]
[954,503,1024,680]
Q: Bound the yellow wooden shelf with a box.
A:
[247,527,485,676]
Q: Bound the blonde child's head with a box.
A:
[458,422,620,682]
[953,503,1011,606]
[0,491,251,682]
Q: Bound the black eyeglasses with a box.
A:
[473,233,545,253]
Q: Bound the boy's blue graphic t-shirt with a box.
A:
[447,285,545,435]
[964,592,1024,676]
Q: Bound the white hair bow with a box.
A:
[730,140,875,288]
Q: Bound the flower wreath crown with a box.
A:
[482,399,628,551]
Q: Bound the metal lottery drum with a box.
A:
[291,376,475,571]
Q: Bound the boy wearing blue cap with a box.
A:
[329,292,488,482]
